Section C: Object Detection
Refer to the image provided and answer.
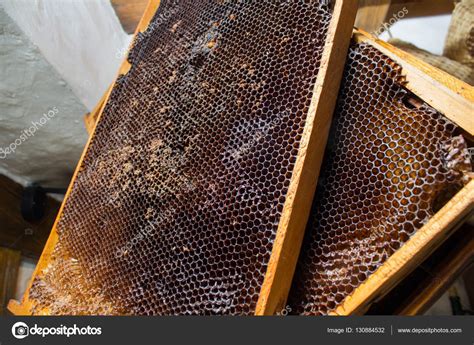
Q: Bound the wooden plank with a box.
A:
[388,1,454,19]
[83,85,112,135]
[354,29,474,136]
[0,175,60,259]
[332,180,474,315]
[356,0,454,34]
[366,223,473,315]
[8,0,163,316]
[395,224,474,315]
[111,0,149,34]
[0,248,21,315]
[255,0,358,315]
[356,0,391,34]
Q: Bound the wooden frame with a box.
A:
[83,86,111,135]
[111,0,149,34]
[394,224,474,315]
[333,181,474,315]
[354,29,474,136]
[356,0,454,33]
[362,222,473,315]
[9,0,358,316]
[256,0,358,315]
[330,30,474,315]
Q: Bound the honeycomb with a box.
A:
[288,42,472,315]
[28,0,334,315]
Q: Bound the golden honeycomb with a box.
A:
[28,0,334,315]
[288,42,472,315]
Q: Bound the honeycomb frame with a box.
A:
[328,30,474,315]
[8,0,358,316]
[289,29,474,316]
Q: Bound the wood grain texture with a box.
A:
[0,175,60,259]
[0,248,21,315]
[356,0,391,33]
[354,29,474,136]
[395,224,474,315]
[365,222,473,315]
[255,0,358,315]
[111,0,149,34]
[8,0,163,316]
[358,0,454,20]
[84,85,112,135]
[332,180,474,315]
[388,1,454,19]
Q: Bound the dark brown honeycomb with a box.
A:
[288,42,472,315]
[28,0,333,315]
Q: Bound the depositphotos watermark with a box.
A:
[373,7,408,37]
[0,106,59,159]
[11,321,102,339]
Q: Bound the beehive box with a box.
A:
[8,0,358,315]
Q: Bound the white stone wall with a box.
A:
[0,6,88,186]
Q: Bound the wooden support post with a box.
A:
[0,248,21,315]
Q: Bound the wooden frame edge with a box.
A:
[84,85,113,135]
[396,225,474,315]
[332,180,474,316]
[354,29,474,136]
[7,0,162,316]
[255,0,358,316]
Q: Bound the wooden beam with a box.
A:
[366,223,474,315]
[395,224,474,315]
[0,175,60,259]
[354,29,474,136]
[359,0,454,18]
[84,85,112,135]
[332,180,474,315]
[389,1,454,19]
[0,248,21,315]
[111,0,149,34]
[356,0,391,34]
[462,262,474,311]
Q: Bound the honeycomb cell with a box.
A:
[28,0,333,315]
[288,42,472,315]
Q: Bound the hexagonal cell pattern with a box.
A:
[288,42,472,315]
[28,0,333,315]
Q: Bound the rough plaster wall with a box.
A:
[0,0,132,302]
[0,5,88,186]
[1,0,132,110]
